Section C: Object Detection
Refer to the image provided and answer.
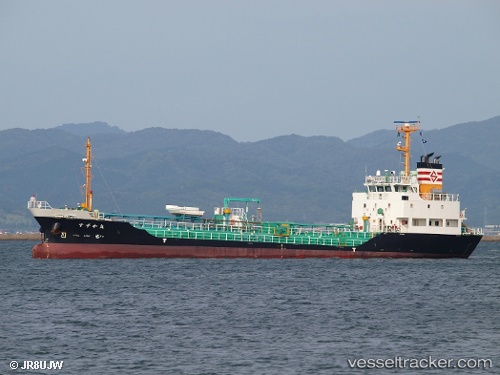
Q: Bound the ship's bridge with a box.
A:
[364,173,418,195]
[363,174,459,202]
[365,174,418,186]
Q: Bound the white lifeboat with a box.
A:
[166,204,204,217]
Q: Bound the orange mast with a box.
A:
[395,120,420,176]
[82,137,93,211]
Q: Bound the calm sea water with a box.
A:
[1,241,498,374]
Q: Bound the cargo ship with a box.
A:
[28,120,482,259]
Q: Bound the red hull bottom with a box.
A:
[32,243,467,259]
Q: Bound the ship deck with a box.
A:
[99,212,375,248]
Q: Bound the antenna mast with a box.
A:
[394,119,420,176]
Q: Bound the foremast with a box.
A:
[81,137,93,212]
[27,137,96,220]
[395,119,420,176]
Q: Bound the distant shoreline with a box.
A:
[1,233,499,242]
[480,236,500,242]
[0,233,40,241]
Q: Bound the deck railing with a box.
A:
[365,175,418,184]
[137,221,372,248]
[462,227,483,235]
[420,193,459,202]
[27,200,53,209]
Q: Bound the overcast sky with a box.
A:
[1,1,499,141]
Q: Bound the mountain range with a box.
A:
[1,117,499,231]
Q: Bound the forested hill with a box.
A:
[1,117,499,231]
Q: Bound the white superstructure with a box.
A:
[352,169,463,235]
[351,120,473,236]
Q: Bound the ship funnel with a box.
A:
[417,153,443,199]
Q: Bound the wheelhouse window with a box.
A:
[429,219,443,227]
[412,218,426,226]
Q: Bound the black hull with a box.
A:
[32,217,482,259]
